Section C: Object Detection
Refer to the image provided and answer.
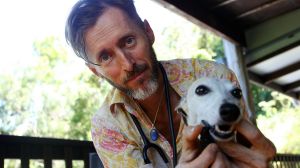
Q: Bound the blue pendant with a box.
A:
[150,128,159,141]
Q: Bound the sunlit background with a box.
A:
[0,1,299,166]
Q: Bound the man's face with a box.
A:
[84,7,158,100]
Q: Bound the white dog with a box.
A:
[176,77,243,142]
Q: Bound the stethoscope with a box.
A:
[129,63,178,167]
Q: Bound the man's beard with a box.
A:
[102,48,159,100]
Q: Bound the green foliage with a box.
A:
[250,84,273,116]
[1,14,299,156]
[153,19,223,61]
[33,36,68,67]
[253,84,300,153]
[68,74,110,140]
[0,36,108,140]
[257,102,300,154]
[0,74,34,134]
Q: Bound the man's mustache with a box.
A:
[123,64,147,83]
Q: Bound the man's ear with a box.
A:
[143,19,155,44]
[86,63,101,77]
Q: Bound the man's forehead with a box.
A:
[86,7,132,38]
[84,7,138,56]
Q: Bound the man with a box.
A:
[65,0,276,167]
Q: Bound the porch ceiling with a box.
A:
[154,0,300,100]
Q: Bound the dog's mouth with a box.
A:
[201,120,235,141]
[210,124,234,141]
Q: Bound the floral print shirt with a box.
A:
[91,58,244,168]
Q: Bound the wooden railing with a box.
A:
[0,135,96,168]
[272,154,300,168]
[1,135,300,168]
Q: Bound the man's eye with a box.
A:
[99,52,111,62]
[124,37,136,47]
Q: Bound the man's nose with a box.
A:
[116,49,135,71]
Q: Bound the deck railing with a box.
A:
[272,154,300,168]
[1,135,300,168]
[0,135,95,168]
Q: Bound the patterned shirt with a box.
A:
[91,58,245,168]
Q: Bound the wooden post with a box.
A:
[21,145,29,168]
[223,39,257,123]
[43,146,52,168]
[83,149,89,168]
[0,146,4,168]
[0,157,4,168]
[64,147,72,168]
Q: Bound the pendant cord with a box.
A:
[151,87,164,129]
[159,63,177,167]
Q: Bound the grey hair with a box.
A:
[65,0,143,60]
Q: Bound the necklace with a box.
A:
[150,87,164,141]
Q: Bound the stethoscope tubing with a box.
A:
[129,63,177,167]
[159,63,178,166]
[130,113,169,164]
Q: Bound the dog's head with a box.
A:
[176,77,243,142]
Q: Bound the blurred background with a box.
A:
[0,0,299,167]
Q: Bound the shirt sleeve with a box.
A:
[192,59,238,84]
[91,107,145,168]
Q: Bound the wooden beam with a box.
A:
[246,39,300,67]
[283,80,300,92]
[211,0,237,10]
[236,0,285,19]
[263,61,300,84]
[248,71,283,91]
[155,0,245,45]
[248,71,299,99]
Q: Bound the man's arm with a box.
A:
[91,113,145,168]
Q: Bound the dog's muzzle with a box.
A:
[220,103,240,122]
[205,103,241,141]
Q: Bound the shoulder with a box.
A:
[161,58,232,76]
[91,103,111,128]
[193,59,235,79]
[161,58,237,95]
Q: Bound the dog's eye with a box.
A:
[231,88,242,99]
[195,85,210,96]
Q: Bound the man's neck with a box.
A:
[136,69,165,119]
[135,69,181,144]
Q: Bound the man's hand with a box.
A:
[177,119,276,168]
[177,125,232,168]
[218,119,276,168]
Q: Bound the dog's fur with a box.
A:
[176,77,243,142]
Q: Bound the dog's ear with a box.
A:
[176,98,188,125]
[177,108,188,125]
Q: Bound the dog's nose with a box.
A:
[220,103,240,122]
